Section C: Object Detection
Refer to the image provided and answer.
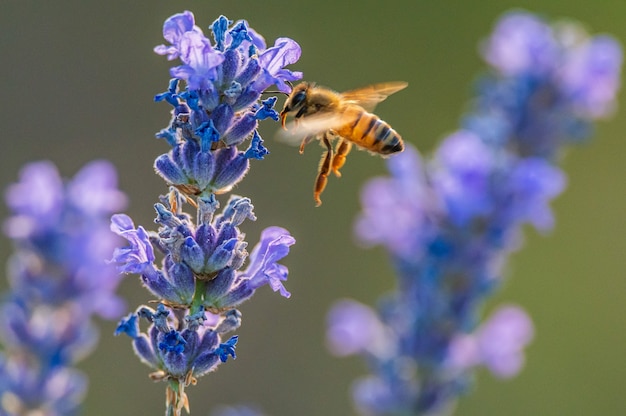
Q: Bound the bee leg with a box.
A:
[314,133,333,207]
[169,187,198,211]
[299,135,314,154]
[331,138,352,177]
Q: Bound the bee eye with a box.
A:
[291,90,307,107]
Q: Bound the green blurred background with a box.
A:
[1,1,625,415]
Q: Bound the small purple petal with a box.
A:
[4,161,64,234]
[507,157,566,231]
[244,131,269,160]
[163,11,196,46]
[216,335,238,362]
[110,214,155,274]
[326,299,389,357]
[211,15,231,51]
[431,131,495,226]
[115,313,139,339]
[355,145,428,256]
[477,305,534,378]
[254,38,303,92]
[244,227,295,298]
[259,38,301,75]
[482,12,558,76]
[68,160,127,215]
[561,35,623,118]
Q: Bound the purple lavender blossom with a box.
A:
[0,161,126,415]
[326,299,391,357]
[211,404,266,416]
[113,11,299,415]
[431,131,496,227]
[447,305,534,378]
[482,12,558,77]
[354,145,429,257]
[328,11,622,415]
[152,12,301,197]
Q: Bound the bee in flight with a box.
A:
[279,81,407,206]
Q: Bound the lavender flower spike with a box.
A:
[329,11,622,415]
[0,160,126,415]
[153,11,302,197]
[114,11,299,415]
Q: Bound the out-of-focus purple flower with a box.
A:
[0,160,126,415]
[4,161,126,316]
[448,305,534,378]
[478,305,534,377]
[561,35,623,118]
[4,162,64,233]
[331,11,622,416]
[68,160,128,215]
[480,11,623,152]
[212,404,266,416]
[482,12,558,76]
[431,131,496,226]
[354,145,429,256]
[506,157,567,231]
[326,299,390,357]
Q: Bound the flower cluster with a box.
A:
[0,161,126,415]
[152,11,301,198]
[112,11,299,415]
[328,12,622,415]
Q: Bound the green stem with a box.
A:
[191,279,208,314]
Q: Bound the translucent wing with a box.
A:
[277,112,346,146]
[340,81,408,112]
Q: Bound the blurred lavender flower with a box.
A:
[328,11,621,415]
[211,404,266,416]
[0,161,126,415]
[113,11,299,415]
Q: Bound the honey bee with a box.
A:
[279,81,407,206]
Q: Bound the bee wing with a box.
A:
[340,81,408,112]
[276,112,347,146]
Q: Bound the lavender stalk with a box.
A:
[0,161,126,415]
[110,11,300,416]
[327,11,622,415]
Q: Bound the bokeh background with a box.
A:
[1,1,625,415]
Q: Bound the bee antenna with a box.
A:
[262,90,290,97]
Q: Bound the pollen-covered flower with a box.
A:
[113,10,299,415]
[330,11,622,415]
[0,161,126,415]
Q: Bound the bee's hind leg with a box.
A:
[331,137,352,177]
[313,133,333,207]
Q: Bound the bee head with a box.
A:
[280,82,311,129]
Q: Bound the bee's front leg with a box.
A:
[299,135,315,154]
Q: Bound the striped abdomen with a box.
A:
[335,105,404,155]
